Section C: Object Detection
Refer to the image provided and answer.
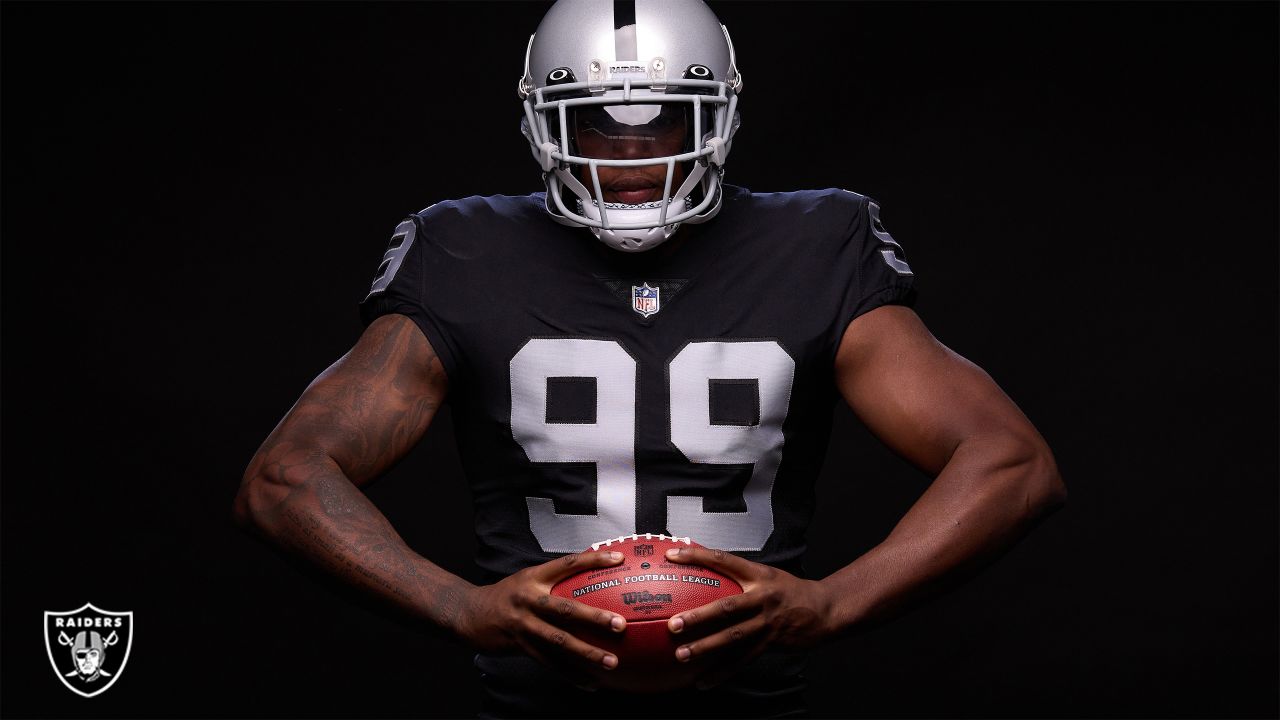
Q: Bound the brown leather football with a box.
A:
[550,534,742,692]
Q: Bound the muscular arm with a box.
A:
[660,305,1066,680]
[232,313,468,632]
[824,304,1067,634]
[234,314,628,674]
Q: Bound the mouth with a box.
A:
[605,176,662,205]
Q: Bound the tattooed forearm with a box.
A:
[266,466,467,629]
[235,314,464,636]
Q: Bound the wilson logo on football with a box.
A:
[622,591,672,607]
[44,603,133,698]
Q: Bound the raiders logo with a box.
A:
[44,602,133,698]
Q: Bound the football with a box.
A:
[550,534,743,692]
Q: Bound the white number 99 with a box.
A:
[510,338,794,553]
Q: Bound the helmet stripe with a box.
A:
[613,0,636,29]
[614,0,638,59]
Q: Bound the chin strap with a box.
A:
[540,164,725,253]
[575,197,688,253]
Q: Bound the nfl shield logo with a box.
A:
[632,283,660,317]
[44,602,134,698]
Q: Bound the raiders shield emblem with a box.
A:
[44,603,133,698]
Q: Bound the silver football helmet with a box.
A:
[518,0,743,252]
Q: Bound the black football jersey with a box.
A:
[359,184,915,582]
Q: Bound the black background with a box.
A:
[2,2,1276,718]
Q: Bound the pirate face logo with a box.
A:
[69,631,112,679]
[44,603,133,697]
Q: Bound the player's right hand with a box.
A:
[455,550,628,679]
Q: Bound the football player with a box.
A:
[234,0,1066,716]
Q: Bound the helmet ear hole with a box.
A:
[546,67,576,85]
[682,64,713,80]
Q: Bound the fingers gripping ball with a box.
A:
[550,534,742,692]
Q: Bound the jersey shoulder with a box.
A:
[725,185,872,226]
[359,193,550,375]
[410,193,546,238]
[363,194,532,302]
[718,185,881,258]
[718,184,916,327]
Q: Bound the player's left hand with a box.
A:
[664,545,835,688]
